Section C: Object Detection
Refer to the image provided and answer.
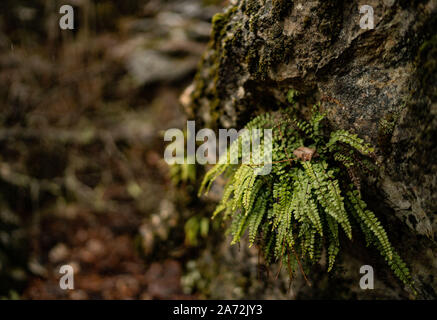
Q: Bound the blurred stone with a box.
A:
[48,243,70,263]
[126,49,199,86]
[145,260,183,299]
[69,289,88,300]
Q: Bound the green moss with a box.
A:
[242,0,261,16]
[211,6,238,45]
[189,5,240,125]
[191,1,296,125]
[377,111,400,153]
[211,13,228,43]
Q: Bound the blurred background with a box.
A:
[0,0,228,299]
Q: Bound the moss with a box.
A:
[211,12,230,44]
[252,36,294,80]
[377,111,400,153]
[211,5,239,45]
[242,0,261,16]
[189,5,240,126]
[191,1,297,125]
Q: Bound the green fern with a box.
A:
[199,104,416,294]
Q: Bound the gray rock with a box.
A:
[185,0,437,298]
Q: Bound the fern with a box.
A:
[199,103,415,294]
[327,130,374,155]
[347,190,392,260]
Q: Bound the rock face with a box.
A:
[185,0,437,298]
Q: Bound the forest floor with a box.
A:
[0,0,222,299]
[23,208,193,299]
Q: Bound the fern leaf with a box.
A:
[302,161,352,239]
[347,190,393,260]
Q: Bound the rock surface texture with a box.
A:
[185,0,437,298]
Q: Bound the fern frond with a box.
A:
[326,215,340,272]
[248,191,269,246]
[328,130,374,155]
[309,103,325,137]
[388,251,416,295]
[230,211,249,244]
[292,170,323,236]
[262,225,275,265]
[231,165,253,211]
[302,161,352,239]
[347,190,393,260]
[198,162,228,196]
